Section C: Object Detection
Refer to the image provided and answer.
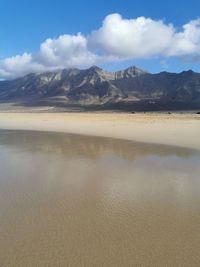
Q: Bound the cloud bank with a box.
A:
[1,13,200,79]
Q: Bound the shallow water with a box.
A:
[0,130,200,266]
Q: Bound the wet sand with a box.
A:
[0,130,200,266]
[0,112,199,150]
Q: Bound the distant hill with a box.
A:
[0,66,200,111]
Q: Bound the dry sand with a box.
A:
[0,112,199,150]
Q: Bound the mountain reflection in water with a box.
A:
[0,130,200,267]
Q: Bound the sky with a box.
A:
[1,0,200,79]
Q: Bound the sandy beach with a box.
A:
[0,112,199,150]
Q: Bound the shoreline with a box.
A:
[0,112,199,150]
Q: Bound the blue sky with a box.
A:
[0,0,200,78]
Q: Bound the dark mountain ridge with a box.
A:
[0,66,200,111]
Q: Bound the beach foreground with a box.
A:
[0,130,200,266]
[0,112,199,150]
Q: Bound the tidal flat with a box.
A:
[0,130,200,266]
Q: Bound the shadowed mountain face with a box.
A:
[0,66,200,111]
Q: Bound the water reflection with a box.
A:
[0,129,198,160]
[0,130,200,267]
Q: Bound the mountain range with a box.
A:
[0,66,200,111]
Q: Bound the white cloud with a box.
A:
[36,33,97,68]
[89,14,200,60]
[0,33,98,79]
[89,14,174,59]
[0,53,33,78]
[166,19,200,56]
[1,13,200,79]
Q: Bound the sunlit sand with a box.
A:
[0,112,199,150]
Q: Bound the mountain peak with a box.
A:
[125,66,148,75]
[0,65,200,111]
[88,66,103,72]
[181,69,195,74]
[114,66,147,80]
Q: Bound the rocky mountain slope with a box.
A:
[0,66,200,111]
